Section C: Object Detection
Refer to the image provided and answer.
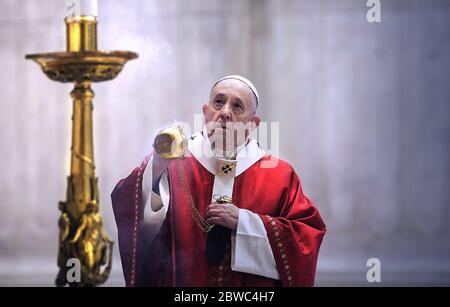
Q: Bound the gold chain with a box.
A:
[177,160,214,233]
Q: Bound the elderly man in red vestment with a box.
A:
[111,75,326,287]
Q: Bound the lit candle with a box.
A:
[66,0,98,18]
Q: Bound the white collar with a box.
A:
[187,130,265,177]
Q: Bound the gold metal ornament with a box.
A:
[26,16,137,286]
[213,194,233,204]
[215,159,237,176]
[153,126,187,159]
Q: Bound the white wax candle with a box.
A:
[66,0,98,17]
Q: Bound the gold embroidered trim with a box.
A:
[130,165,144,287]
[267,216,294,286]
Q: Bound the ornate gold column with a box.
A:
[25,15,137,286]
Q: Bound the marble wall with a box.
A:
[0,0,449,286]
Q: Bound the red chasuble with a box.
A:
[111,153,326,287]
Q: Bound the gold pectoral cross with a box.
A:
[216,160,237,176]
[222,164,234,174]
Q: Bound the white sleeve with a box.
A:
[141,156,169,224]
[231,209,280,280]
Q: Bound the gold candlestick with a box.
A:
[26,16,137,286]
